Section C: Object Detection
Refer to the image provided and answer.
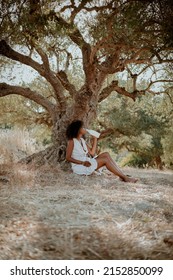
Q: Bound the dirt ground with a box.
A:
[0,165,173,260]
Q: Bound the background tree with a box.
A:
[0,0,173,165]
[98,85,173,169]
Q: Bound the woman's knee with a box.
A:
[103,152,111,160]
[100,152,110,158]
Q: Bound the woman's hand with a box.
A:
[83,161,91,167]
[86,136,98,157]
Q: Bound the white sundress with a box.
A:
[71,138,98,175]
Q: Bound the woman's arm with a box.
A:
[86,137,97,157]
[66,140,91,166]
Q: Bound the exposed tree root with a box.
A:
[19,145,67,167]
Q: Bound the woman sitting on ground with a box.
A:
[66,120,137,183]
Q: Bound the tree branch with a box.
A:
[99,80,118,102]
[126,66,138,92]
[99,128,114,139]
[99,80,143,102]
[70,0,92,22]
[59,0,115,21]
[52,13,87,48]
[0,40,44,75]
[90,34,114,64]
[98,121,126,138]
[56,71,77,97]
[124,47,173,66]
[146,79,173,91]
[51,13,93,80]
[99,77,173,103]
[0,83,57,119]
[97,44,173,76]
[165,90,173,105]
[0,40,67,111]
[35,46,51,71]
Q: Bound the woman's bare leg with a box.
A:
[96,152,137,183]
[97,152,125,175]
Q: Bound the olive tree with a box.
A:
[0,0,173,164]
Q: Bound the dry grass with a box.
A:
[0,163,173,260]
[0,128,42,164]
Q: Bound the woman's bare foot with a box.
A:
[120,176,138,183]
[125,176,138,183]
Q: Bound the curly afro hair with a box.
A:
[66,120,84,140]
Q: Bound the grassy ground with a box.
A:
[0,164,173,260]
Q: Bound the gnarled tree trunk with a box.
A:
[20,84,99,166]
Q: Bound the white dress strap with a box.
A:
[80,138,88,154]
